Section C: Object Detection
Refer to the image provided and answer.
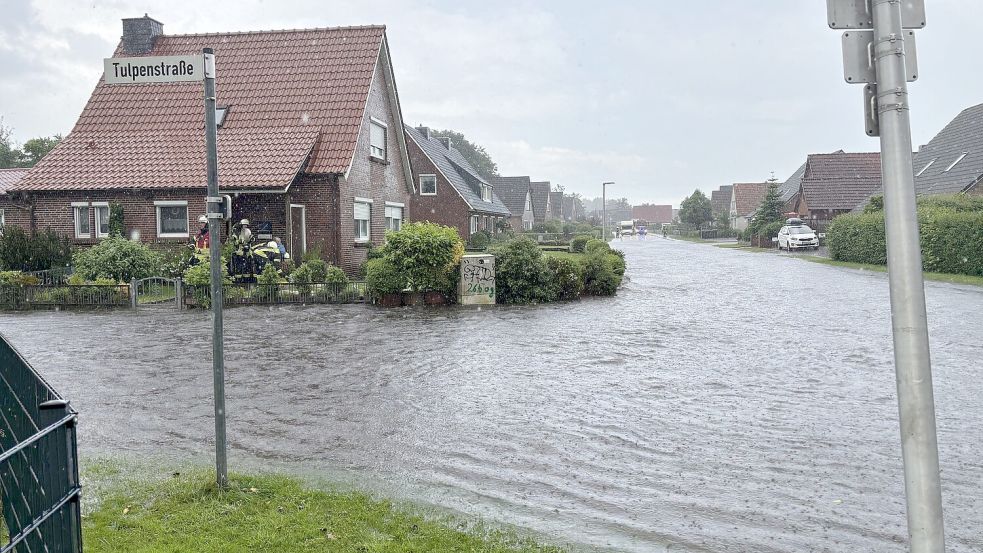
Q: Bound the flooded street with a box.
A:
[1,239,981,552]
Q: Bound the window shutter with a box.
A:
[354,202,370,220]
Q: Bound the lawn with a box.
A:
[800,256,983,287]
[83,468,564,553]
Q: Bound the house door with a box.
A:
[290,204,306,259]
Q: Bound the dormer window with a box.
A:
[216,106,229,127]
[370,118,387,161]
[481,185,491,202]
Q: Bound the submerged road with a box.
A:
[1,239,981,552]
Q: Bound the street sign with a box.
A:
[827,0,926,29]
[103,55,204,84]
[863,84,879,137]
[841,30,918,84]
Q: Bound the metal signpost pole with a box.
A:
[871,2,944,550]
[202,47,228,489]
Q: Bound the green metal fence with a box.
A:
[0,334,81,553]
[0,285,131,310]
[184,282,368,307]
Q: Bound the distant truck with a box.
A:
[619,220,635,237]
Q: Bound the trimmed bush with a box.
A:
[492,237,550,304]
[365,258,406,298]
[581,251,622,296]
[570,235,591,253]
[827,212,887,264]
[290,259,328,283]
[257,263,281,285]
[382,222,464,293]
[544,257,582,301]
[73,237,160,281]
[0,271,40,286]
[324,266,349,287]
[468,231,491,251]
[584,239,610,255]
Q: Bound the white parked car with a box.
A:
[777,220,819,251]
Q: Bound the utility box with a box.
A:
[459,254,495,305]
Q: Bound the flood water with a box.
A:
[1,239,981,552]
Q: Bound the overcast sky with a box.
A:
[1,0,980,206]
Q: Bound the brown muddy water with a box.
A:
[1,239,981,552]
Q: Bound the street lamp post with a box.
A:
[602,182,614,241]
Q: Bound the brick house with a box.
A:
[490,176,535,231]
[549,191,564,221]
[631,204,673,225]
[530,181,552,224]
[791,152,881,225]
[729,182,769,231]
[8,16,413,274]
[403,125,510,241]
[709,186,732,223]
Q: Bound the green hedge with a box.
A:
[827,195,983,276]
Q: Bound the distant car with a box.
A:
[777,222,819,251]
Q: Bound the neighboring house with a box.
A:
[562,196,585,222]
[8,16,413,274]
[709,186,732,222]
[404,125,510,241]
[631,204,673,225]
[549,191,564,221]
[792,152,881,224]
[530,181,552,224]
[911,103,983,197]
[0,169,30,234]
[730,182,769,231]
[779,162,808,213]
[491,176,535,231]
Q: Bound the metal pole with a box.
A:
[203,47,228,489]
[871,2,944,550]
[602,183,606,241]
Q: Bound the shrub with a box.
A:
[0,271,39,286]
[290,259,328,283]
[182,260,231,308]
[543,219,563,234]
[257,263,281,285]
[607,252,626,277]
[827,211,888,265]
[364,258,406,298]
[382,222,464,292]
[570,235,591,253]
[73,237,161,281]
[584,239,610,255]
[108,203,125,237]
[324,266,349,287]
[492,237,550,304]
[0,227,72,272]
[468,231,491,251]
[544,257,582,301]
[581,251,622,296]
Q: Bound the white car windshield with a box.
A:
[790,226,814,235]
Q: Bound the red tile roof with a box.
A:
[0,168,29,195]
[732,182,769,216]
[17,25,386,192]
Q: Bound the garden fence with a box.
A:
[0,334,82,553]
[184,282,368,307]
[0,285,131,310]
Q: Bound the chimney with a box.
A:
[438,137,452,150]
[122,14,163,55]
[415,126,431,140]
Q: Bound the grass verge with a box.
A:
[799,256,983,287]
[83,468,564,553]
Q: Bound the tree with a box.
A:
[430,128,498,180]
[19,136,61,167]
[0,119,19,168]
[747,180,784,236]
[679,189,713,227]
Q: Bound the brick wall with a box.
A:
[336,51,411,274]
[406,135,472,241]
[288,175,339,264]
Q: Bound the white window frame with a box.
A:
[470,215,479,234]
[481,184,491,202]
[419,174,437,195]
[944,153,968,173]
[916,158,937,177]
[154,200,190,238]
[385,202,404,233]
[72,202,90,238]
[525,192,532,212]
[92,202,110,239]
[0,208,5,237]
[354,198,372,242]
[369,117,387,161]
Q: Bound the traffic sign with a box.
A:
[103,55,204,84]
[827,0,926,29]
[841,30,918,84]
